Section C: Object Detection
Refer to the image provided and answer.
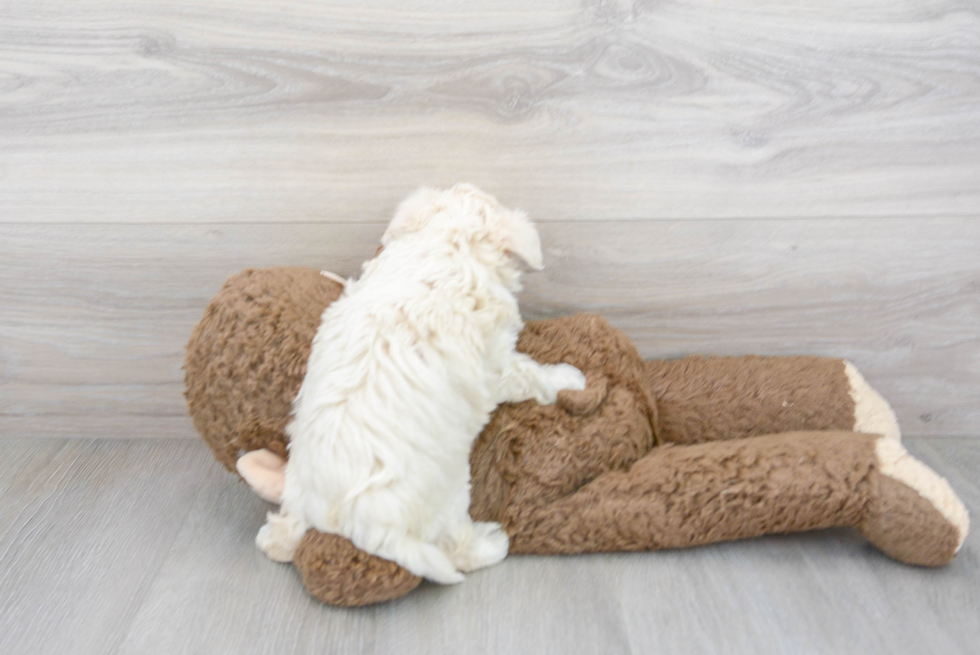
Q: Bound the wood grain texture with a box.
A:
[0,437,977,655]
[1,218,978,439]
[0,439,218,655]
[1,0,978,223]
[1,1,978,440]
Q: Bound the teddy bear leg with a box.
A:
[643,356,899,445]
[505,431,967,566]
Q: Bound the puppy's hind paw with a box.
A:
[425,563,466,585]
[455,521,510,573]
[256,511,306,563]
[407,543,466,585]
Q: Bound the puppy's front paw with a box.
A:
[558,375,608,416]
[538,363,587,403]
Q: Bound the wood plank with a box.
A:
[0,439,219,655]
[1,1,978,223]
[116,443,326,655]
[898,437,980,653]
[0,437,964,655]
[2,218,978,438]
[530,219,980,437]
[0,222,383,440]
[0,415,196,440]
[117,438,980,655]
[0,440,66,498]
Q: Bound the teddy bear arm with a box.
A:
[644,355,899,445]
[504,430,966,567]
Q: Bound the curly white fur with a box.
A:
[256,184,586,583]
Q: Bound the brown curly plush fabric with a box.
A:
[469,314,659,528]
[294,531,422,606]
[505,430,878,554]
[184,268,343,471]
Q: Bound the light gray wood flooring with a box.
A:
[0,436,977,655]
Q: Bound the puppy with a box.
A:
[256,184,587,584]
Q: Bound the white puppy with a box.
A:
[256,184,586,584]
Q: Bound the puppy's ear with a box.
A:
[502,210,544,270]
[382,187,442,245]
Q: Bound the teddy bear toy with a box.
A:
[185,266,969,606]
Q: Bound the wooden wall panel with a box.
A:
[1,0,978,223]
[2,1,978,438]
[2,218,977,439]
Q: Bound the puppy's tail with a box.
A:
[342,467,395,504]
[352,524,464,585]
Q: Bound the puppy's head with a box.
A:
[382,184,543,270]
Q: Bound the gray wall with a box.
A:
[2,0,978,438]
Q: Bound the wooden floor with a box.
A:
[0,437,977,655]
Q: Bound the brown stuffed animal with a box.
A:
[185,266,969,607]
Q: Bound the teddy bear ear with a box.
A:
[382,187,442,245]
[501,209,544,270]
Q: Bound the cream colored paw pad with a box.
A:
[846,361,901,441]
